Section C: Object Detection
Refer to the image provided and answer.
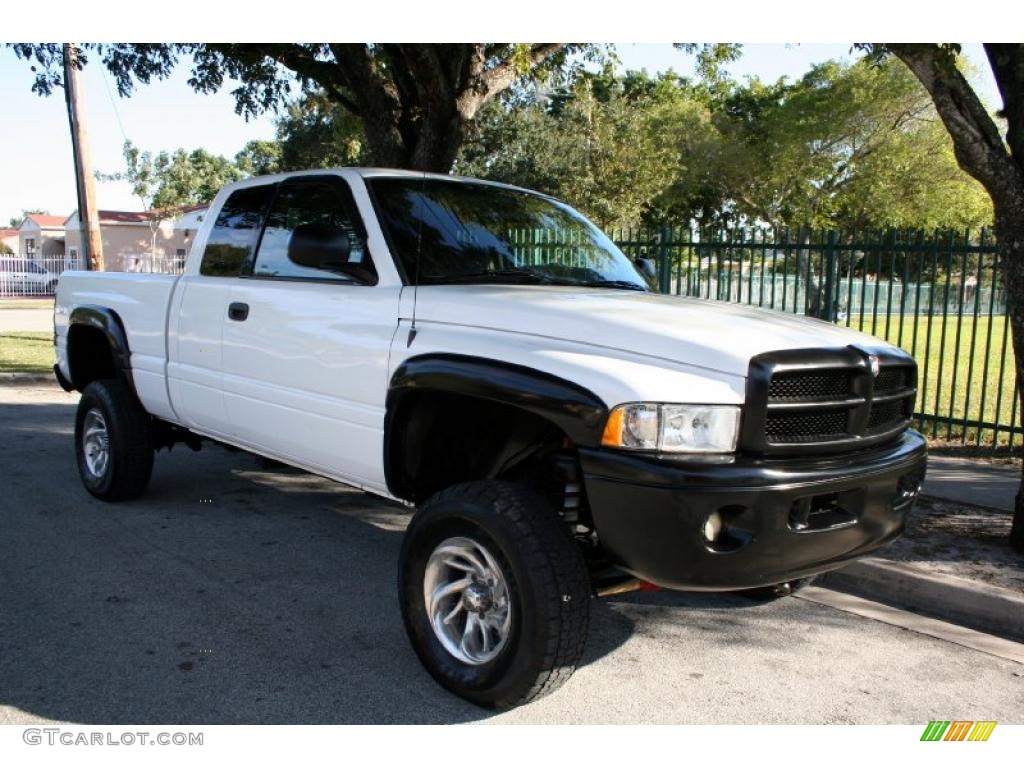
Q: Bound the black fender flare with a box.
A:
[384,353,608,499]
[66,305,135,392]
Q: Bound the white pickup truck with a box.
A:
[54,169,927,709]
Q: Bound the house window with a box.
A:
[25,237,35,255]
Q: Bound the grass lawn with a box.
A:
[844,314,1019,446]
[0,332,53,374]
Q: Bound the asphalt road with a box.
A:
[1,384,1022,725]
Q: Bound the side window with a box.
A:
[200,185,275,277]
[251,181,374,282]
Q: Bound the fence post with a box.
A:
[822,230,838,321]
[657,226,673,294]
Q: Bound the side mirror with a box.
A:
[289,222,350,268]
[288,222,372,281]
[635,256,657,280]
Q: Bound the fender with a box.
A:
[384,353,608,498]
[66,305,135,392]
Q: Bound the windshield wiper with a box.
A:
[559,279,648,291]
[428,269,555,285]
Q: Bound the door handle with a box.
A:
[228,302,250,321]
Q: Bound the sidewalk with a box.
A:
[822,456,1024,642]
[923,455,1018,511]
[0,306,52,333]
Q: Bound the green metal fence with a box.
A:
[610,226,1020,449]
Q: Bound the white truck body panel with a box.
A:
[395,285,886,379]
[55,271,180,421]
[55,168,908,500]
[219,278,401,488]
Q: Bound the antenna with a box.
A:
[407,169,426,347]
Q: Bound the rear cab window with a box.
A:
[199,185,276,277]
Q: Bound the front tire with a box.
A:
[75,379,154,501]
[399,481,590,709]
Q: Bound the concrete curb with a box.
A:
[0,373,56,386]
[820,557,1024,642]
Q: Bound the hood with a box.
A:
[410,285,895,377]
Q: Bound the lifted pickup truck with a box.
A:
[54,169,927,709]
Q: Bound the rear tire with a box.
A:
[75,379,154,501]
[399,481,590,709]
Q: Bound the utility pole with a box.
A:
[63,43,103,271]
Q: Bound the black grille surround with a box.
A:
[741,346,917,457]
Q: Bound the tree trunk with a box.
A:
[994,204,1024,553]
[357,100,468,173]
[883,44,1024,553]
[794,231,826,319]
[407,112,466,173]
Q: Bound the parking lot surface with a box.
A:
[1,384,1022,724]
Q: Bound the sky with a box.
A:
[0,44,1002,227]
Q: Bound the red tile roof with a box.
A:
[97,210,154,224]
[66,205,209,226]
[27,214,67,228]
[0,228,19,238]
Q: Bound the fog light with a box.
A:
[703,511,723,543]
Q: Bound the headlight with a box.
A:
[601,404,740,453]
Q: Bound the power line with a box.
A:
[99,66,129,146]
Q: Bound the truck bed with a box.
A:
[55,271,182,422]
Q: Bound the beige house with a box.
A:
[18,214,67,258]
[64,205,207,272]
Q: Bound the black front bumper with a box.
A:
[579,431,927,591]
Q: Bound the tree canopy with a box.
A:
[457,59,991,231]
[11,43,593,171]
[64,45,994,237]
[97,141,245,215]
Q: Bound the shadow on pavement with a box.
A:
[0,393,842,724]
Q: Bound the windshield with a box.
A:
[368,177,648,290]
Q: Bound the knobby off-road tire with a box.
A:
[399,481,591,709]
[75,379,154,501]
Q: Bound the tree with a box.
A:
[11,43,589,172]
[459,72,680,228]
[234,139,282,177]
[275,92,366,171]
[97,140,244,257]
[653,58,992,317]
[868,44,1024,553]
[704,59,991,232]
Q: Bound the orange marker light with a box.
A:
[601,407,625,447]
